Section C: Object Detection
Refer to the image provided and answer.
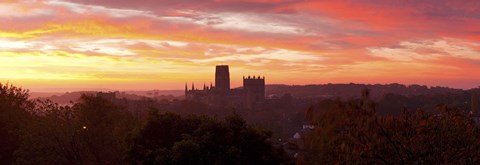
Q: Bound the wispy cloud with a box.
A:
[367,38,480,61]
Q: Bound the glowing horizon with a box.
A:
[1,0,480,92]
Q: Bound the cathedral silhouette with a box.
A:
[185,65,265,109]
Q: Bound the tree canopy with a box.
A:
[299,94,480,164]
[127,109,292,165]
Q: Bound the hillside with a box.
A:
[266,83,467,100]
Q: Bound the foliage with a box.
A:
[127,110,292,165]
[13,95,136,165]
[0,83,33,164]
[300,94,480,164]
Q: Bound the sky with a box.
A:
[0,0,479,91]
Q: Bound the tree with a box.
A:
[0,83,33,164]
[127,110,293,165]
[72,95,136,165]
[13,99,81,165]
[299,96,480,164]
[14,95,136,165]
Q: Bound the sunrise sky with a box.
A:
[1,0,479,91]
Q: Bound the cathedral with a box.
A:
[185,65,265,109]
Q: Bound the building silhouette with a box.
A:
[215,65,230,91]
[243,76,265,109]
[185,65,265,109]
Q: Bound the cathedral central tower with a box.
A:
[215,65,230,91]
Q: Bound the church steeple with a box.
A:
[191,83,195,91]
[184,83,188,98]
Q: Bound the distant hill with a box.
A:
[30,92,64,99]
[124,90,184,97]
[266,83,467,100]
[33,90,184,104]
[34,91,98,104]
[31,83,474,104]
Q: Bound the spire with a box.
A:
[210,82,213,89]
[203,83,206,90]
[192,83,195,91]
[185,83,188,92]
